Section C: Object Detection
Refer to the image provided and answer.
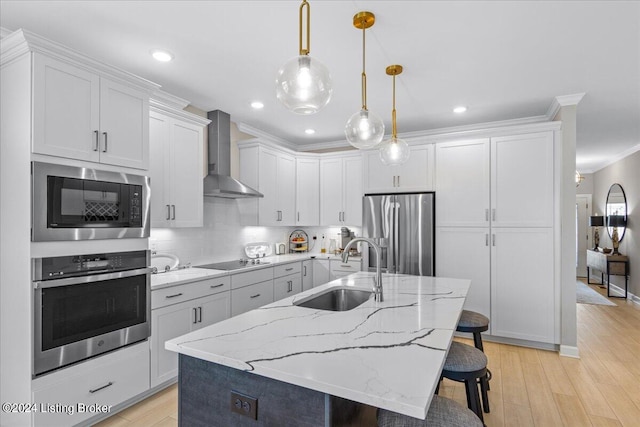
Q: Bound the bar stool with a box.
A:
[439,341,489,421]
[377,395,483,427]
[457,309,492,395]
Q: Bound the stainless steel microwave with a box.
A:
[32,162,150,241]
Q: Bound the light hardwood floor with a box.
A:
[95,280,640,427]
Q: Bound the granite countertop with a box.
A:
[150,253,362,290]
[165,272,470,419]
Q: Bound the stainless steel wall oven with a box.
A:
[32,161,150,241]
[33,250,151,376]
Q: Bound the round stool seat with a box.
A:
[378,395,483,427]
[456,310,489,333]
[443,341,487,374]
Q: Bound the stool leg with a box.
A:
[473,331,484,352]
[464,379,484,422]
[480,374,490,413]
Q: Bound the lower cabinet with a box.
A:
[151,279,231,388]
[274,274,302,301]
[302,260,313,291]
[231,279,274,316]
[330,259,362,280]
[32,341,150,427]
[312,259,330,287]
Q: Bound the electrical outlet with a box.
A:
[312,235,317,240]
[230,391,258,419]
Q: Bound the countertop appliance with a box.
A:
[362,192,435,276]
[32,161,150,241]
[33,250,152,376]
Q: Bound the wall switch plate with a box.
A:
[230,390,258,419]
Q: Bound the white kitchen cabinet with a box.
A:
[231,279,274,316]
[330,258,362,280]
[490,228,555,343]
[150,277,230,387]
[302,260,313,291]
[274,262,302,300]
[436,227,491,325]
[33,53,151,169]
[296,157,320,226]
[363,144,434,193]
[149,108,208,228]
[320,154,363,226]
[32,342,149,427]
[313,259,330,287]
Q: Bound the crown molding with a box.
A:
[150,90,190,110]
[546,93,586,120]
[0,27,13,39]
[236,123,299,152]
[1,29,160,93]
[586,142,640,174]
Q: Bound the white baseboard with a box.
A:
[559,345,580,358]
[587,274,638,306]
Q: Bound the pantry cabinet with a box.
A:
[363,144,434,193]
[32,53,152,169]
[320,154,363,226]
[149,104,209,228]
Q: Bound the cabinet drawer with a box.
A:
[274,262,301,278]
[152,276,230,309]
[231,267,273,289]
[231,280,274,316]
[274,274,302,301]
[330,259,361,273]
[32,342,149,427]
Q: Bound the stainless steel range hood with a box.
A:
[203,110,263,198]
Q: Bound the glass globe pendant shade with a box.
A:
[275,55,332,115]
[345,109,385,149]
[379,137,410,166]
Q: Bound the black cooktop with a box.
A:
[196,259,270,271]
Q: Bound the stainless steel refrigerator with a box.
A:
[362,192,435,276]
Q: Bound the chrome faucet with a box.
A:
[342,237,383,302]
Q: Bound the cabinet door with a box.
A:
[436,227,491,325]
[169,120,204,227]
[320,158,343,226]
[258,150,279,226]
[399,145,433,191]
[296,158,320,226]
[343,156,363,226]
[194,292,231,330]
[149,112,171,227]
[150,300,194,387]
[363,151,396,193]
[99,77,149,169]
[33,54,101,162]
[274,274,302,301]
[435,139,490,227]
[491,132,554,227]
[491,228,555,343]
[277,153,296,224]
[302,260,313,291]
[313,259,331,287]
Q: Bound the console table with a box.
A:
[586,249,629,298]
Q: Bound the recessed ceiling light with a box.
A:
[150,49,174,62]
[305,129,316,135]
[250,101,264,110]
[453,106,467,114]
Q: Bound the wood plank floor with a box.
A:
[95,280,640,427]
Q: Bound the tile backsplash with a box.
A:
[150,197,361,266]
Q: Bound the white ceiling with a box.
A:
[1,1,639,172]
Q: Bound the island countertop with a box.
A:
[165,272,470,419]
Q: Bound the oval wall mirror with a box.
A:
[606,183,627,241]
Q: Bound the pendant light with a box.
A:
[275,0,332,115]
[344,11,385,149]
[379,65,410,165]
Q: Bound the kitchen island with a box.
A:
[166,272,470,426]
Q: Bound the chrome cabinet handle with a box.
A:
[193,307,197,324]
[297,212,300,222]
[210,283,225,289]
[250,293,261,299]
[197,306,202,323]
[171,205,176,220]
[303,265,307,276]
[340,264,352,268]
[393,176,396,187]
[287,280,293,292]
[285,267,293,271]
[166,205,171,220]
[397,175,400,187]
[89,382,113,394]
[93,130,99,151]
[492,234,496,246]
[165,293,183,299]
[485,209,489,222]
[485,234,489,246]
[492,209,496,221]
[102,132,108,152]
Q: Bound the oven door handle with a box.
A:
[34,267,153,289]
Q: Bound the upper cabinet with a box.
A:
[32,53,152,169]
[149,98,209,228]
[296,157,320,226]
[320,154,362,226]
[363,144,434,194]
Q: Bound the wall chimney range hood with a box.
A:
[203,110,263,198]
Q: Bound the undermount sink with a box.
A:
[295,287,373,311]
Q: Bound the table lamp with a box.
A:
[589,215,604,250]
[608,215,626,255]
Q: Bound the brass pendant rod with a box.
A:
[391,74,397,138]
[299,0,310,55]
[361,22,367,110]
